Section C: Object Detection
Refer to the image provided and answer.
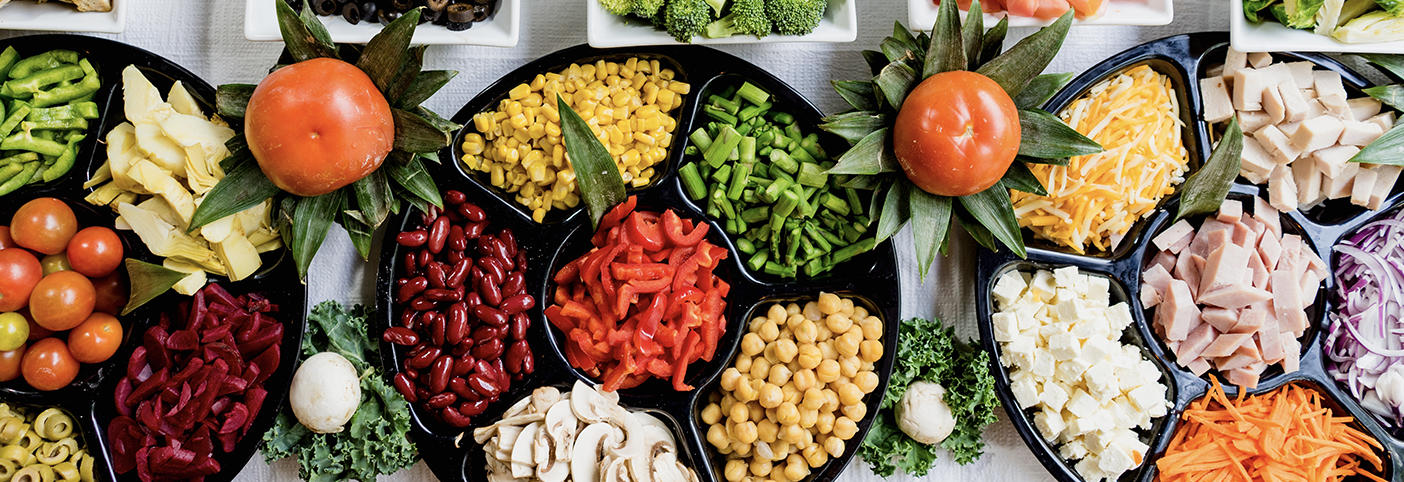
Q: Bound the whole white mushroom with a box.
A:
[289,352,362,434]
[894,381,956,445]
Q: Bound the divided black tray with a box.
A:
[975,33,1404,482]
[0,34,307,482]
[373,44,901,482]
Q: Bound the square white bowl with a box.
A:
[0,0,127,33]
[244,0,519,46]
[1230,1,1404,53]
[908,0,1172,30]
[586,0,857,48]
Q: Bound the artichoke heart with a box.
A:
[134,123,187,177]
[122,65,174,125]
[213,231,260,282]
[161,258,207,296]
[167,81,204,117]
[182,144,219,195]
[128,159,195,226]
[117,202,223,274]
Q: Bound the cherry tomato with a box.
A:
[91,272,129,316]
[246,58,394,197]
[68,312,121,364]
[892,71,1021,197]
[0,345,24,382]
[21,338,78,391]
[66,226,123,278]
[21,309,52,341]
[0,313,28,352]
[40,253,71,275]
[28,271,95,332]
[0,227,16,250]
[0,249,42,312]
[9,198,77,255]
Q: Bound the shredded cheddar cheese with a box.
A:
[1012,65,1189,254]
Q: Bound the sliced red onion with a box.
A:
[1330,209,1404,428]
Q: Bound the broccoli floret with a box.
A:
[665,0,713,42]
[703,0,772,38]
[765,0,825,35]
[704,0,727,16]
[600,0,637,16]
[634,0,665,17]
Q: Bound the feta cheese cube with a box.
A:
[1086,277,1111,307]
[1034,408,1067,441]
[1015,304,1041,331]
[1107,303,1135,332]
[1011,376,1040,409]
[1067,415,1098,436]
[1075,456,1111,482]
[1030,270,1057,299]
[1071,318,1109,341]
[1048,332,1083,361]
[1097,443,1138,474]
[1056,358,1093,385]
[1006,337,1036,370]
[1041,382,1071,412]
[1085,361,1121,401]
[1127,384,1167,414]
[992,271,1028,309]
[1056,297,1092,324]
[992,313,1018,342]
[1059,439,1089,460]
[1033,348,1057,378]
[1054,266,1081,289]
[1067,388,1100,418]
[1116,365,1147,391]
[1080,337,1115,365]
[1085,428,1116,450]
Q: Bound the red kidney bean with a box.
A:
[446,250,465,265]
[500,228,518,257]
[459,203,486,223]
[494,358,512,390]
[463,221,485,241]
[397,230,428,247]
[415,387,433,401]
[449,378,477,400]
[519,345,535,375]
[394,373,418,403]
[427,392,457,410]
[416,250,433,269]
[453,355,474,377]
[397,277,427,303]
[403,253,418,276]
[424,288,460,302]
[430,314,446,347]
[510,313,529,341]
[426,263,447,289]
[472,338,504,361]
[409,346,440,370]
[429,355,454,393]
[447,261,471,287]
[409,297,436,312]
[473,305,508,327]
[403,358,417,374]
[467,373,500,398]
[400,309,418,328]
[479,280,503,307]
[502,272,525,298]
[428,216,450,254]
[396,278,408,287]
[445,190,466,205]
[383,327,420,346]
[460,399,489,417]
[472,326,502,345]
[442,406,474,428]
[489,237,514,270]
[448,225,467,252]
[421,205,439,224]
[446,304,468,346]
[501,294,534,315]
[464,291,482,309]
[504,340,527,374]
[450,339,474,356]
[515,249,528,273]
[478,257,504,284]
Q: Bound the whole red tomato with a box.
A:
[9,198,77,255]
[0,344,24,382]
[91,272,129,316]
[0,248,42,312]
[0,227,16,249]
[66,226,123,278]
[245,58,394,197]
[21,338,78,391]
[21,309,53,341]
[69,312,122,364]
[892,71,1021,197]
[29,271,95,332]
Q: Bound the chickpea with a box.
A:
[702,403,722,424]
[783,456,810,481]
[836,332,861,358]
[861,316,883,340]
[731,421,759,445]
[776,402,800,425]
[817,292,842,314]
[749,400,766,422]
[793,320,817,345]
[842,402,867,421]
[768,365,793,386]
[824,313,852,334]
[736,356,754,373]
[815,412,835,434]
[759,320,780,342]
[853,371,879,394]
[758,383,784,409]
[721,394,735,414]
[823,436,845,457]
[741,333,765,356]
[708,423,730,448]
[720,368,742,391]
[763,343,780,365]
[786,313,805,330]
[801,387,826,410]
[833,416,858,440]
[802,302,823,321]
[815,360,840,383]
[839,356,861,378]
[750,358,772,380]
[750,457,773,477]
[725,460,747,481]
[803,445,828,468]
[816,325,832,342]
[799,408,818,429]
[733,442,753,457]
[796,345,822,370]
[735,377,758,402]
[774,339,798,364]
[786,303,801,315]
[838,382,864,406]
[821,389,840,413]
[861,361,875,372]
[771,441,792,461]
[767,304,787,322]
[726,399,748,421]
[757,419,779,443]
[781,423,805,444]
[819,342,839,360]
[852,306,868,320]
[781,384,800,405]
[792,369,816,392]
[840,298,855,316]
[859,340,884,362]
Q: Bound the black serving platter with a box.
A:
[373,44,901,482]
[975,33,1404,482]
[0,34,307,482]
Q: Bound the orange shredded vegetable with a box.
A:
[1157,378,1386,482]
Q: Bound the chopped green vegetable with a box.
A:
[859,318,999,475]
[0,49,96,194]
[263,302,418,482]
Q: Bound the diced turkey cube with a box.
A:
[1186,357,1213,376]
[1216,353,1257,371]
[1339,120,1385,146]
[1240,135,1277,184]
[1256,125,1302,165]
[1306,99,1328,118]
[1160,279,1200,341]
[1325,162,1360,199]
[1293,158,1325,208]
[1175,248,1203,299]
[1254,196,1282,236]
[1189,222,1232,259]
[1240,111,1275,134]
[1351,166,1378,207]
[1142,263,1174,301]
[1200,332,1253,358]
[1230,307,1265,334]
[1197,284,1273,310]
[1247,52,1273,68]
[1278,121,1302,137]
[1370,165,1402,210]
[1207,64,1225,78]
[1153,220,1196,253]
[1291,116,1345,153]
[1279,82,1310,123]
[1313,71,1350,116]
[1268,165,1299,212]
[1262,84,1287,124]
[1201,76,1236,124]
[1233,68,1266,111]
[1312,144,1362,179]
[1216,200,1243,223]
[1200,307,1238,333]
[1285,61,1315,88]
[1224,48,1250,80]
[1367,111,1396,132]
[1348,97,1383,121]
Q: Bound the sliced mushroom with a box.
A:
[474,424,499,445]
[572,423,616,482]
[606,405,645,459]
[652,452,689,482]
[544,399,579,462]
[503,393,534,419]
[633,412,673,438]
[571,380,613,423]
[532,386,562,413]
[629,423,680,482]
[495,424,525,462]
[486,452,517,482]
[496,413,546,427]
[511,422,541,478]
[602,455,632,482]
[534,427,570,482]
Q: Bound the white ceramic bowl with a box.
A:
[244,0,520,46]
[586,0,857,48]
[908,0,1172,30]
[1229,0,1404,53]
[0,0,127,33]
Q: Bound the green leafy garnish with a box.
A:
[858,318,998,475]
[558,94,627,230]
[1176,118,1243,222]
[262,302,417,482]
[120,259,188,315]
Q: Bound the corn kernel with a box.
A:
[509,83,531,100]
[668,81,690,94]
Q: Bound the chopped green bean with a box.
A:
[0,162,38,196]
[0,47,18,80]
[0,152,39,166]
[4,64,84,95]
[679,162,707,201]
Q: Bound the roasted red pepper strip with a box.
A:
[612,263,675,281]
[626,213,666,251]
[571,329,613,362]
[593,196,637,246]
[545,305,576,332]
[672,332,700,391]
[699,289,724,362]
[662,209,710,247]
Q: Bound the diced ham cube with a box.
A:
[1201,307,1239,333]
[1234,341,1262,360]
[1257,308,1284,363]
[1258,232,1283,269]
[1200,333,1253,358]
[1160,279,1201,342]
[1197,284,1273,309]
[1140,285,1162,309]
[1189,221,1233,259]
[1152,220,1196,253]
[1299,270,1320,306]
[1201,76,1236,124]
[1240,135,1277,184]
[1314,71,1350,116]
[1234,68,1266,111]
[1305,249,1328,281]
[1175,322,1218,362]
[1347,97,1383,121]
[1282,333,1302,373]
[1142,263,1175,301]
[1248,248,1271,289]
[1239,213,1261,235]
[1325,162,1360,199]
[1225,368,1261,389]
[1312,145,1362,179]
[1351,166,1378,208]
[1232,221,1259,250]
[1201,243,1250,295]
[1216,200,1243,223]
[1216,353,1257,372]
[1369,165,1402,211]
[1292,115,1346,153]
[1186,357,1213,376]
[1230,306,1265,334]
[1268,165,1299,212]
[1273,270,1309,334]
[1339,120,1385,146]
[1150,250,1177,274]
[1255,196,1282,236]
[1277,235,1304,274]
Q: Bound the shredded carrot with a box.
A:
[1156,378,1386,482]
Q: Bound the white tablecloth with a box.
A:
[0,1,1364,481]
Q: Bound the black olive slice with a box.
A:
[313,0,338,16]
[471,3,492,21]
[378,8,401,24]
[341,2,363,24]
[391,0,414,11]
[445,3,473,23]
